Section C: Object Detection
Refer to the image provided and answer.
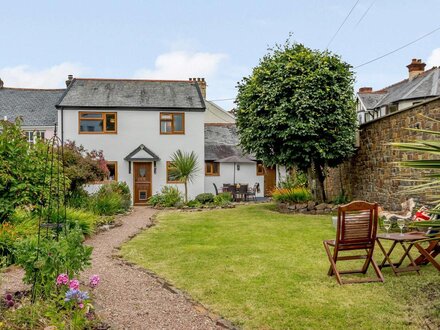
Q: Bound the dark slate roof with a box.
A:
[0,88,64,126]
[205,124,254,161]
[358,67,440,110]
[57,79,205,110]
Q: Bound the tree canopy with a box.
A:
[235,41,357,201]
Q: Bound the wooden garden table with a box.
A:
[376,232,427,276]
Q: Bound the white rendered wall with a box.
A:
[204,163,264,196]
[204,163,288,197]
[59,109,205,201]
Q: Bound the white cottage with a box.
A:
[0,75,286,205]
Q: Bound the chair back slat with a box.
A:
[337,201,378,247]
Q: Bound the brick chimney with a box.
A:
[407,58,426,80]
[358,87,373,93]
[189,77,206,98]
[65,74,73,87]
[0,78,3,88]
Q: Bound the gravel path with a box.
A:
[82,206,221,330]
[1,207,224,330]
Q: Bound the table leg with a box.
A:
[397,242,420,275]
[377,239,399,275]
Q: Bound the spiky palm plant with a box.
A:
[169,150,200,203]
[392,114,440,230]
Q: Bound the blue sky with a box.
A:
[1,0,440,109]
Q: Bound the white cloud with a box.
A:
[427,48,440,68]
[0,62,87,88]
[133,50,228,80]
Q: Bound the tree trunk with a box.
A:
[184,181,188,203]
[314,162,326,203]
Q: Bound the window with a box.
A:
[205,161,220,176]
[105,161,118,181]
[25,131,45,144]
[160,113,185,134]
[79,112,117,134]
[256,161,265,176]
[166,161,183,183]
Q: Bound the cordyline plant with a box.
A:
[235,39,357,202]
[169,150,200,203]
[392,114,440,230]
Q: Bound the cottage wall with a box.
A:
[325,98,440,210]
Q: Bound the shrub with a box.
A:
[186,200,202,208]
[14,228,92,298]
[148,186,183,207]
[0,120,69,222]
[214,192,233,206]
[195,193,215,204]
[272,187,312,203]
[278,171,308,189]
[89,182,131,215]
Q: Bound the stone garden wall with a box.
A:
[325,97,440,211]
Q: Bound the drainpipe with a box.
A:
[61,107,64,144]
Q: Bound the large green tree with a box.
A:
[235,41,357,202]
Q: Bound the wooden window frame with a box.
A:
[256,162,265,176]
[94,161,118,183]
[78,112,117,134]
[160,112,185,135]
[166,161,183,184]
[205,161,220,176]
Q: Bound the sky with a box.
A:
[1,0,440,110]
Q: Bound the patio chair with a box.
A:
[246,183,260,201]
[323,201,384,285]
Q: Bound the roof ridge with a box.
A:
[376,67,438,92]
[75,78,193,83]
[1,87,65,91]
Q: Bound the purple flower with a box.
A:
[5,294,13,301]
[7,300,14,307]
[64,289,89,304]
[69,279,80,290]
[89,275,100,288]
[56,273,69,286]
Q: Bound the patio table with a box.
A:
[376,232,427,276]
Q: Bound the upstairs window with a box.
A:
[205,161,220,176]
[160,113,185,134]
[79,112,117,134]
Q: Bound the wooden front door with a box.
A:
[133,162,152,205]
[264,167,276,196]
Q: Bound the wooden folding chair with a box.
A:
[323,201,384,285]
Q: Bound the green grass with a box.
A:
[121,204,440,329]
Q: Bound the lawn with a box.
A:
[121,204,440,329]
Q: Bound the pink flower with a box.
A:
[78,303,84,309]
[56,273,69,286]
[89,275,100,288]
[69,279,80,290]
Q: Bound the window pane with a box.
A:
[105,114,116,132]
[161,121,172,133]
[81,113,103,119]
[161,114,172,120]
[106,163,116,180]
[173,114,183,132]
[139,191,147,200]
[80,120,103,132]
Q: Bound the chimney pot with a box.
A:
[192,77,207,98]
[407,58,426,80]
[66,74,74,87]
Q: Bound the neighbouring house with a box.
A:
[0,78,63,143]
[357,58,440,124]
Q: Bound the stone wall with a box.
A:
[325,97,440,211]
